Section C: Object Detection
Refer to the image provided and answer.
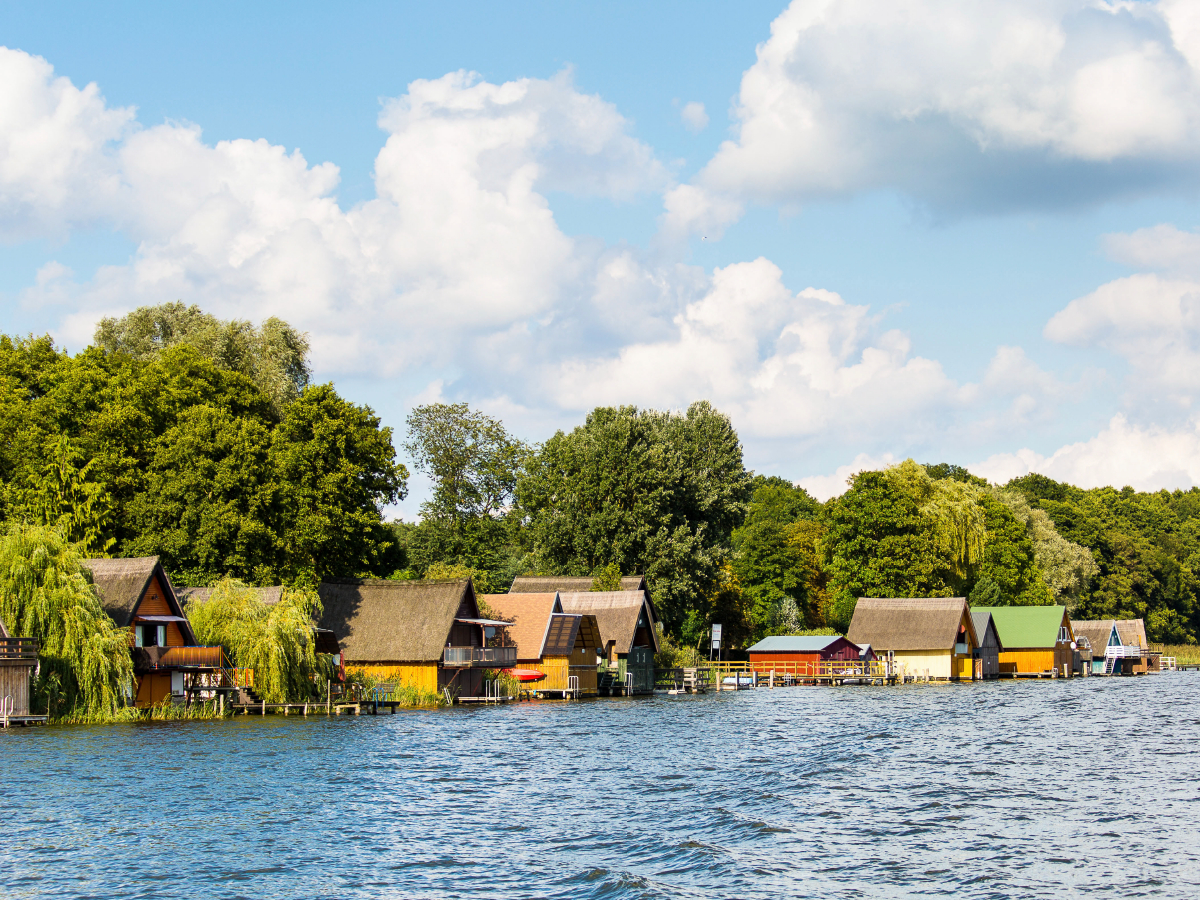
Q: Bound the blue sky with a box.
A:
[4,1,1200,516]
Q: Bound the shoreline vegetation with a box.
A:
[5,302,1200,724]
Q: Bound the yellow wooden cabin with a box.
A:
[847,597,978,681]
[973,605,1074,677]
[317,578,515,699]
[482,592,602,696]
[84,557,227,707]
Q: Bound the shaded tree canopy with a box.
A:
[516,401,752,639]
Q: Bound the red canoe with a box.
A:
[504,668,547,683]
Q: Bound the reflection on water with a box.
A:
[3,674,1200,899]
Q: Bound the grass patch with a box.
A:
[51,698,226,725]
[1162,644,1200,665]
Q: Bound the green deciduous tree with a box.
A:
[94,302,311,415]
[185,578,321,702]
[0,523,134,719]
[517,402,752,639]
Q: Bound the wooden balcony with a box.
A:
[0,637,38,666]
[132,645,225,670]
[442,646,518,667]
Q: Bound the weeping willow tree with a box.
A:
[22,435,117,557]
[885,460,987,590]
[185,578,321,702]
[0,523,133,719]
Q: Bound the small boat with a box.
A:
[504,668,547,683]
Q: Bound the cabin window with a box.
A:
[134,625,144,647]
[1058,626,1069,643]
[157,625,166,646]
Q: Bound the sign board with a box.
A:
[711,624,722,641]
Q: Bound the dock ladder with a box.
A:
[567,675,579,699]
[1,695,12,728]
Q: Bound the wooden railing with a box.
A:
[0,637,38,661]
[442,646,518,666]
[700,660,891,679]
[158,646,225,668]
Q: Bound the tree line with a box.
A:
[3,303,1199,658]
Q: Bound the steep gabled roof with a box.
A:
[559,590,658,654]
[970,610,1002,651]
[746,635,843,653]
[1071,619,1116,654]
[846,597,975,651]
[177,585,285,607]
[1115,619,1148,648]
[82,557,194,642]
[317,579,477,664]
[481,593,561,661]
[973,606,1067,650]
[509,575,658,622]
[542,613,583,656]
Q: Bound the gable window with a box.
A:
[134,625,144,647]
[1058,626,1069,643]
[157,625,167,646]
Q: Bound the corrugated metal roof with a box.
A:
[746,635,842,653]
[973,606,1067,650]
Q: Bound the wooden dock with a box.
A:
[1,714,48,728]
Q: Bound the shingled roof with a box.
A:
[317,579,477,664]
[481,593,561,661]
[559,590,658,654]
[970,610,1002,650]
[846,597,974,651]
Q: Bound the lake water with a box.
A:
[3,673,1199,899]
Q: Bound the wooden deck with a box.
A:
[1,714,48,727]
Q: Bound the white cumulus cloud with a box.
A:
[664,0,1200,236]
[680,101,709,133]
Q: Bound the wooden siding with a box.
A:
[894,650,953,680]
[527,657,570,690]
[750,651,824,666]
[998,647,1074,675]
[0,664,32,716]
[348,664,438,692]
[134,673,171,708]
[131,574,186,647]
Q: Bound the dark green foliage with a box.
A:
[823,470,946,630]
[0,330,406,587]
[1008,476,1200,641]
[516,401,752,639]
[974,493,1052,606]
[731,477,823,641]
[924,462,988,486]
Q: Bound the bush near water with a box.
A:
[4,304,1200,719]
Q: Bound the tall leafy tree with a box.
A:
[517,402,752,638]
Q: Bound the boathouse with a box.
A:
[746,635,872,673]
[973,605,1074,677]
[317,578,515,699]
[970,610,1002,679]
[84,557,225,707]
[1073,619,1152,674]
[483,593,602,696]
[558,591,658,694]
[510,574,660,625]
[846,597,978,681]
[0,614,39,722]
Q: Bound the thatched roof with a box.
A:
[846,597,974,651]
[82,556,188,629]
[973,606,1067,650]
[481,593,561,661]
[510,575,658,621]
[559,591,658,654]
[1070,619,1116,654]
[177,585,285,607]
[1116,619,1149,649]
[317,579,477,664]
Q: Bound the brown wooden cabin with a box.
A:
[847,597,978,681]
[510,574,660,630]
[482,592,602,696]
[557,591,658,694]
[84,557,226,707]
[317,578,515,700]
[1074,618,1154,674]
[970,610,1003,679]
[746,635,873,671]
[0,614,39,721]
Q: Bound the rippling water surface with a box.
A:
[4,673,1200,899]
